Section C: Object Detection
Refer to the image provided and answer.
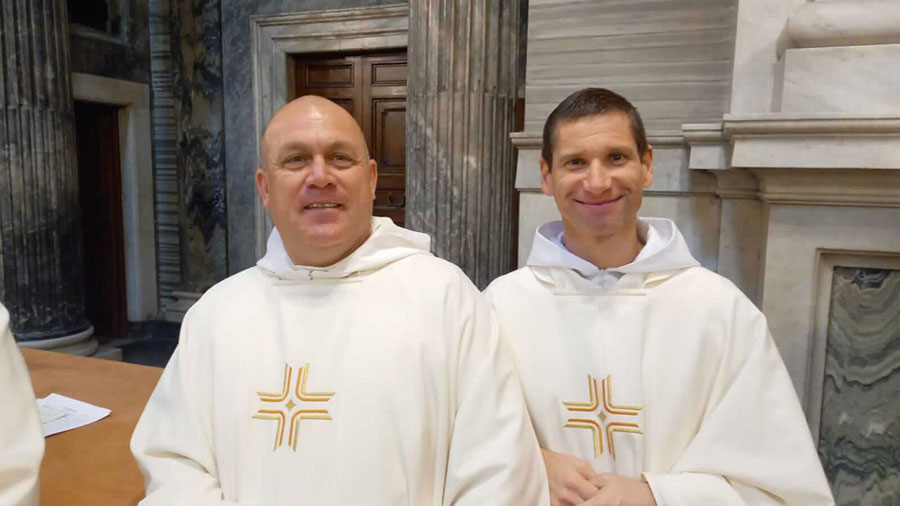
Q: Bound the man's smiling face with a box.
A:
[540,111,653,244]
[256,96,377,266]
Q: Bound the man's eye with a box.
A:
[284,154,308,165]
[331,153,354,166]
[609,153,625,163]
[566,158,585,167]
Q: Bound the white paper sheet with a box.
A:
[37,393,111,437]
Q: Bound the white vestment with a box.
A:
[0,304,43,506]
[131,217,548,505]
[485,219,834,505]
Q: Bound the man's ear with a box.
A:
[540,157,553,196]
[255,168,270,208]
[368,158,378,199]
[641,145,654,188]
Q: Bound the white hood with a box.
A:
[256,217,431,281]
[526,217,699,287]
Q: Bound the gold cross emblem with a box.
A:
[562,374,643,459]
[252,363,335,451]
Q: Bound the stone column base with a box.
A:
[18,326,98,356]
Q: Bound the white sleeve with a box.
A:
[442,279,550,506]
[643,297,835,506]
[0,306,43,506]
[130,311,239,506]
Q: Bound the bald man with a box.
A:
[131,96,548,505]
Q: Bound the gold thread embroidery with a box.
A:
[251,410,286,451]
[288,409,332,450]
[562,375,600,412]
[252,363,334,451]
[606,422,642,459]
[295,364,336,402]
[602,375,642,415]
[564,418,604,458]
[562,373,643,460]
[257,364,291,402]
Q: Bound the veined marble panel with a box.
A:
[819,267,900,505]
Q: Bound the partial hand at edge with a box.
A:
[541,448,601,506]
[575,473,657,506]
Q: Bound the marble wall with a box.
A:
[171,0,227,290]
[819,267,900,505]
[69,0,150,84]
[221,0,405,273]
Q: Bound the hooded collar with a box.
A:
[256,217,431,282]
[526,217,700,289]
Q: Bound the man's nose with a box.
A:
[305,156,334,188]
[584,160,611,193]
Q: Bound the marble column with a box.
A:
[0,0,96,354]
[406,0,522,288]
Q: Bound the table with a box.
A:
[22,349,162,506]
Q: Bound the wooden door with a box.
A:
[74,101,127,342]
[294,50,407,226]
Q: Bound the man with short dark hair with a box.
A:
[486,88,834,505]
[131,96,548,505]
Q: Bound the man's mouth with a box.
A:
[305,203,341,209]
[575,195,622,206]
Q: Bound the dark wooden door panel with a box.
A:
[74,101,127,342]
[294,50,407,226]
[295,56,364,122]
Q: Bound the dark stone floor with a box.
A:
[112,320,181,367]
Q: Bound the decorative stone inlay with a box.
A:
[818,267,900,505]
[149,0,184,315]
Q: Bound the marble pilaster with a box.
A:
[406,0,523,288]
[170,0,227,291]
[1,0,96,353]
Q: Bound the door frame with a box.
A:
[250,4,409,258]
[71,72,158,321]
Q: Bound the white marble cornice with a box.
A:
[785,0,900,51]
[724,113,900,171]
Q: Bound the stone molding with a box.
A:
[786,0,900,51]
[250,4,409,258]
[724,114,900,207]
[683,115,900,208]
[71,73,158,322]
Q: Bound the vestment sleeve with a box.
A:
[130,309,239,506]
[442,278,550,506]
[642,297,834,506]
[0,306,43,506]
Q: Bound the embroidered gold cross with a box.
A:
[252,363,335,451]
[562,374,643,459]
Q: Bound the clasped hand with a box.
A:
[542,448,657,506]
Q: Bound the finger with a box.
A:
[574,460,599,480]
[575,493,606,506]
[590,473,615,488]
[568,476,601,502]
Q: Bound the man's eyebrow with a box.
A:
[275,140,366,157]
